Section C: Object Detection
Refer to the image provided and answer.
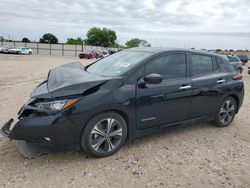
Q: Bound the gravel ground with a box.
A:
[0,54,249,188]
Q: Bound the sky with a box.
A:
[0,0,249,49]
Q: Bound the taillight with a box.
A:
[232,74,243,80]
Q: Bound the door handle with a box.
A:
[179,85,191,90]
[217,79,225,84]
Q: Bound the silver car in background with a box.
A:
[0,46,11,53]
[227,55,243,74]
[8,46,20,54]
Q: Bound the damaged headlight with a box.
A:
[35,98,79,111]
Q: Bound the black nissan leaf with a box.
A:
[1,48,244,158]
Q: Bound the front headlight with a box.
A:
[35,98,79,111]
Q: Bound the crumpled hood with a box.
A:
[30,62,112,98]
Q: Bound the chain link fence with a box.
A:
[1,41,121,56]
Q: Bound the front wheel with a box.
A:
[214,96,237,127]
[81,112,127,157]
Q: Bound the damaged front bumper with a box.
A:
[1,118,14,138]
[1,106,83,157]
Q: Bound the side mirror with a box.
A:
[144,73,163,84]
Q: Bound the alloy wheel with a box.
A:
[219,100,235,125]
[90,118,123,153]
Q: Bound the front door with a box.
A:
[136,53,192,129]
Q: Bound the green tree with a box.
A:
[125,38,151,48]
[22,37,30,43]
[85,27,117,47]
[0,36,4,42]
[39,33,58,44]
[66,37,84,45]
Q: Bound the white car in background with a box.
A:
[19,47,33,55]
[8,46,20,54]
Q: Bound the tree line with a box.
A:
[0,27,151,48]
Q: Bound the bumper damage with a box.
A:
[1,118,13,137]
[1,118,52,158]
[1,112,82,158]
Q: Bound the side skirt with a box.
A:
[128,116,212,141]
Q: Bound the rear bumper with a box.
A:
[1,113,82,151]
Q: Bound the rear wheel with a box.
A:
[214,96,237,127]
[81,112,127,157]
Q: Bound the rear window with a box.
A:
[216,57,235,73]
[229,56,240,62]
[191,54,213,76]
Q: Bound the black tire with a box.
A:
[214,96,237,127]
[29,52,32,55]
[81,112,127,158]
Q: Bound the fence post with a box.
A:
[75,44,77,56]
[62,43,64,56]
[37,43,39,54]
[50,43,51,55]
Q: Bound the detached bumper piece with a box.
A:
[1,112,82,158]
[17,140,52,159]
[0,118,14,138]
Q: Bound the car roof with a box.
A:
[126,47,219,57]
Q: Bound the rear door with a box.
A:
[136,52,192,129]
[189,53,228,118]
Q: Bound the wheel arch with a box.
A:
[228,94,240,113]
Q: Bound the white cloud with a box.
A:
[0,0,249,49]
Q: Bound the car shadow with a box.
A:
[0,121,221,167]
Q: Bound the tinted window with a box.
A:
[145,53,186,79]
[191,55,213,76]
[229,56,240,62]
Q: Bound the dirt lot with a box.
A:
[0,54,249,188]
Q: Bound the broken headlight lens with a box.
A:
[35,98,79,111]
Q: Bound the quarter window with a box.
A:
[145,53,187,79]
[191,55,213,76]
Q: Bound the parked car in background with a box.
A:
[236,54,248,65]
[226,55,243,73]
[19,47,33,55]
[1,48,244,158]
[99,51,110,58]
[0,46,4,53]
[1,46,11,53]
[247,54,250,60]
[79,49,99,59]
[8,47,21,54]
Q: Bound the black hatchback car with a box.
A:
[1,48,244,158]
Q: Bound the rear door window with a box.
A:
[191,54,213,76]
